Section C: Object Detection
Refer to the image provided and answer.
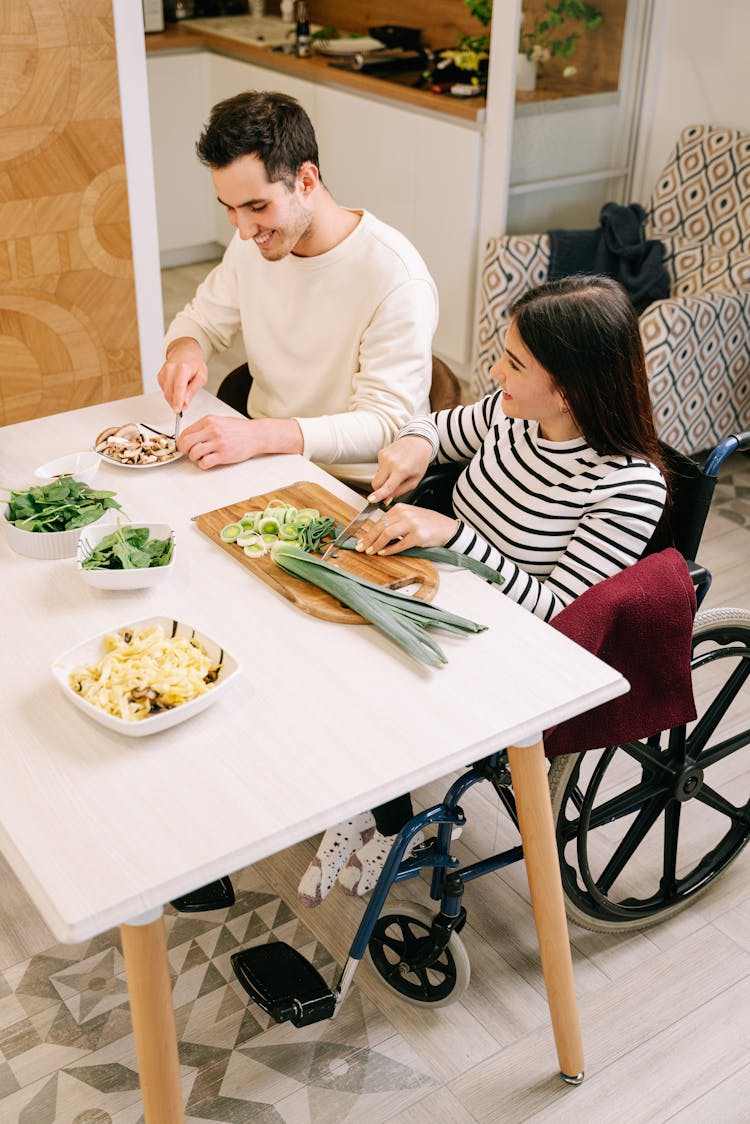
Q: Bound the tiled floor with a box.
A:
[0,867,438,1122]
[1,267,748,1121]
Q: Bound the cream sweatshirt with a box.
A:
[164,210,438,485]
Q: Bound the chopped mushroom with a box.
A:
[94,422,179,465]
[128,687,171,712]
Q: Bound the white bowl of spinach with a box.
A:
[3,479,123,559]
[77,523,175,589]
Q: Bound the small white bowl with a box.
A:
[77,523,175,590]
[2,504,107,560]
[51,615,240,737]
[35,452,101,487]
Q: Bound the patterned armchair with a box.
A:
[470,125,750,455]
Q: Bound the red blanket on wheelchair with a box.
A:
[544,548,697,758]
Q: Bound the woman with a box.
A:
[298,275,669,906]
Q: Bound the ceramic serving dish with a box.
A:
[51,615,240,737]
[76,522,176,590]
[2,504,107,560]
[34,451,101,486]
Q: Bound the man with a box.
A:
[159,91,438,487]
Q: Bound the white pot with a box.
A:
[516,52,537,92]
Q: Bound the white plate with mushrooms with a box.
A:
[94,423,184,468]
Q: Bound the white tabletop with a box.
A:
[1,392,628,943]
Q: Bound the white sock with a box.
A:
[338,829,424,897]
[297,811,376,907]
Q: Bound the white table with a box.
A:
[1,391,628,1121]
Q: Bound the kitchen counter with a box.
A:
[145,23,487,124]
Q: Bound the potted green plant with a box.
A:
[437,0,603,94]
[518,1,603,90]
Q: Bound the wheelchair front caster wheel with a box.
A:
[366,902,470,1007]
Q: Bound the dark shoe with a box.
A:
[170,876,235,912]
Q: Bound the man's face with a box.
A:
[212,153,314,261]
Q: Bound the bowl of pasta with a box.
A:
[51,616,240,736]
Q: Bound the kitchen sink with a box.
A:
[181,14,321,48]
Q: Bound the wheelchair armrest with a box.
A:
[404,462,465,517]
[686,558,711,606]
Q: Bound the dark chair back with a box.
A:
[645,443,717,563]
[429,357,462,411]
[217,355,462,419]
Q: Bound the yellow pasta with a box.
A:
[69,624,220,721]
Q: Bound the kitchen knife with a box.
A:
[320,500,387,561]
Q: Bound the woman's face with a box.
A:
[490,320,574,440]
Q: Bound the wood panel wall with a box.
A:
[271,0,485,52]
[0,0,142,427]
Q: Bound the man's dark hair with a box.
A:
[196,91,321,188]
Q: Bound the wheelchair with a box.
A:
[231,431,750,1048]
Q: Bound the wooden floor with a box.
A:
[1,266,748,1121]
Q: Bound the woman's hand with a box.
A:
[367,436,434,505]
[355,503,459,557]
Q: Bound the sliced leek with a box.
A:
[221,502,341,557]
[219,523,242,543]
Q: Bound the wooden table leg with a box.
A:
[121,909,185,1123]
[507,738,584,1083]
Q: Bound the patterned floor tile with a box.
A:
[265,1031,438,1123]
[0,864,441,1122]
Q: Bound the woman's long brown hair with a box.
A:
[511,275,669,491]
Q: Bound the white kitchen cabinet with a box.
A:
[146,52,216,261]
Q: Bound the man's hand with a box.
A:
[367,435,434,505]
[354,503,459,556]
[178,415,304,470]
[158,338,208,413]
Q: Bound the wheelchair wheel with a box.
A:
[366,902,470,1007]
[548,607,750,933]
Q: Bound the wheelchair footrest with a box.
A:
[231,942,336,1027]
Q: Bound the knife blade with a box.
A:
[320,500,386,561]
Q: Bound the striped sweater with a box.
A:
[400,390,667,621]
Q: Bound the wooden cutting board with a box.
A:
[194,481,439,624]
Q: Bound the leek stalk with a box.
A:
[270,542,487,669]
